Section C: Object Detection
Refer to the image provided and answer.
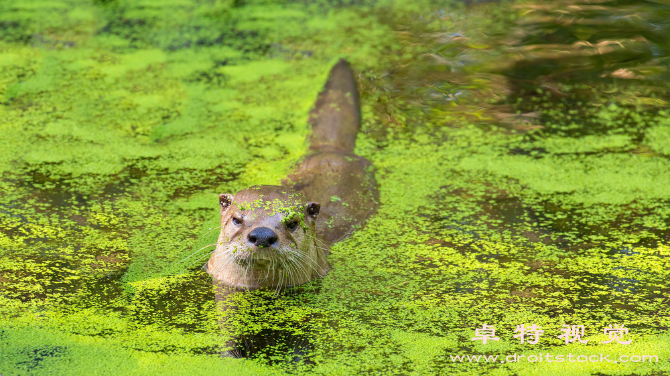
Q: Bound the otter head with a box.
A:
[207,185,330,290]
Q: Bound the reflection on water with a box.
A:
[2,0,670,373]
[223,329,314,365]
[213,282,322,366]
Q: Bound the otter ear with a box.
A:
[219,194,234,211]
[306,202,320,220]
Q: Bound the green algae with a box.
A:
[1,0,670,375]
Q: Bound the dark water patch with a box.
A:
[168,169,240,201]
[0,218,131,303]
[474,252,503,263]
[417,181,668,330]
[211,281,327,365]
[0,20,32,44]
[608,246,640,257]
[508,146,548,158]
[185,68,228,88]
[1,0,670,373]
[24,170,89,209]
[76,274,127,315]
[8,162,222,247]
[0,201,32,240]
[94,0,276,58]
[545,268,645,310]
[476,193,670,252]
[509,87,669,140]
[22,164,152,209]
[224,328,315,366]
[101,165,149,198]
[128,271,215,331]
[453,270,498,294]
[15,345,68,371]
[364,0,670,142]
[500,256,666,322]
[605,270,641,294]
[424,186,559,256]
[1,254,86,302]
[83,249,131,290]
[31,33,75,49]
[632,236,661,249]
[269,43,314,59]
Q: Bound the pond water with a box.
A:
[1,0,670,375]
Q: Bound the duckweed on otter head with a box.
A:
[1,0,670,375]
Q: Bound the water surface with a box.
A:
[1,0,669,374]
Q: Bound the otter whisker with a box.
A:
[282,260,298,294]
[284,253,311,291]
[287,248,321,276]
[177,242,217,265]
[273,256,285,296]
[242,249,254,290]
[282,255,298,288]
[203,224,223,236]
[192,247,223,267]
[292,261,320,295]
[303,232,331,249]
[280,250,300,293]
[273,252,283,285]
[289,250,325,294]
[212,248,243,279]
[197,252,217,271]
[281,246,318,289]
[259,252,276,286]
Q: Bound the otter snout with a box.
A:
[247,227,278,247]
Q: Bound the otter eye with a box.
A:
[232,217,243,226]
[286,220,299,231]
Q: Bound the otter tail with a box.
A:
[286,59,376,247]
[308,59,361,154]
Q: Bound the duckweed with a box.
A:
[1,0,670,375]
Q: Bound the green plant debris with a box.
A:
[1,0,670,375]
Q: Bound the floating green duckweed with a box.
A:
[1,0,670,375]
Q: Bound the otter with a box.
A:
[207,59,377,290]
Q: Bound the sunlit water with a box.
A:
[1,0,670,374]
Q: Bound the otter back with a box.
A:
[284,59,377,247]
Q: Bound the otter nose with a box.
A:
[247,227,278,247]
